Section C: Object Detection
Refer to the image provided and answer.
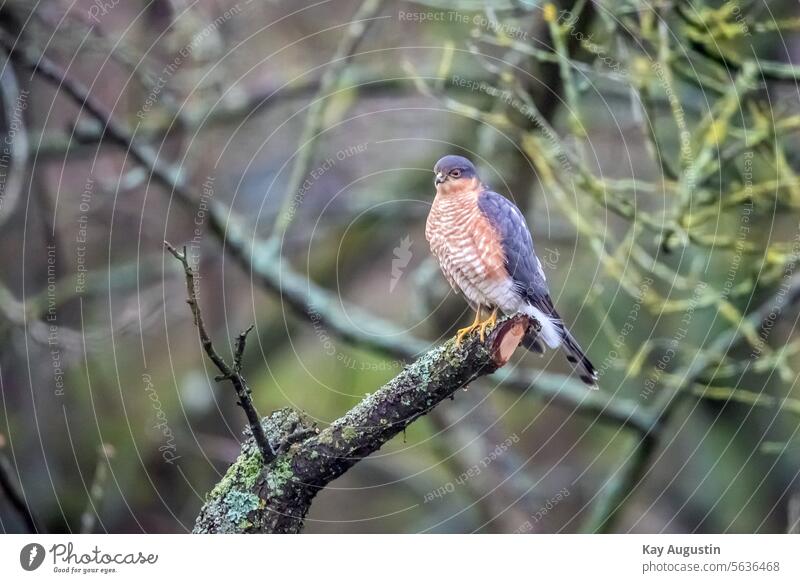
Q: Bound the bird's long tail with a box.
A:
[521,302,598,388]
[558,324,598,388]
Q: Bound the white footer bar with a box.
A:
[1,534,797,581]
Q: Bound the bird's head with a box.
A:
[433,155,480,195]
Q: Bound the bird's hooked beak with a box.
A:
[434,171,445,186]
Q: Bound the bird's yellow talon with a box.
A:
[477,308,498,342]
[454,308,483,346]
[455,326,476,346]
[454,308,499,345]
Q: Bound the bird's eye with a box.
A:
[450,169,462,178]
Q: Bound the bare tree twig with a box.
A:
[233,324,254,373]
[164,241,275,464]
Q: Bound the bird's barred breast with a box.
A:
[426,191,524,312]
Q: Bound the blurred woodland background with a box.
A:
[1,0,800,533]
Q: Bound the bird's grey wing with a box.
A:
[478,190,598,386]
[476,189,554,314]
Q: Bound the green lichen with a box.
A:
[238,451,264,488]
[208,466,237,501]
[223,490,260,524]
[341,425,358,441]
[208,449,263,500]
[265,455,294,496]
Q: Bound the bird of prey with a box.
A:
[425,155,598,387]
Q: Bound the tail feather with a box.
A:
[521,298,598,388]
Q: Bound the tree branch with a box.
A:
[193,314,535,533]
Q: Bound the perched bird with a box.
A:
[425,155,598,387]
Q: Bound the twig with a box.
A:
[0,433,41,533]
[80,444,114,534]
[233,325,254,373]
[164,241,275,464]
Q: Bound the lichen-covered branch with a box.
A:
[193,315,535,533]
